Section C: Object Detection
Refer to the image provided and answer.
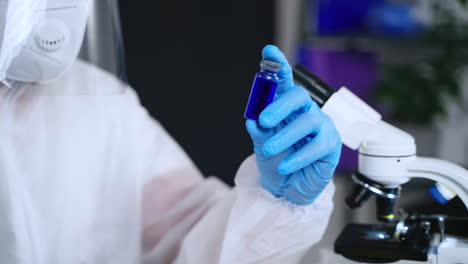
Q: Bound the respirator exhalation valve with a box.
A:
[35,18,70,52]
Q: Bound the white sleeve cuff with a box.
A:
[219,155,335,264]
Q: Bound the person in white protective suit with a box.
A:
[0,0,342,263]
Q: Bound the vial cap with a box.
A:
[260,59,281,73]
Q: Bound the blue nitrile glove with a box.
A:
[246,45,342,205]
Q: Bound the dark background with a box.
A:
[119,1,275,185]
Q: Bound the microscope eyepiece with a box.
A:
[293,65,335,107]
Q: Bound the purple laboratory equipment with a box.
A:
[298,47,378,172]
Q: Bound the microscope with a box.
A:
[293,65,468,263]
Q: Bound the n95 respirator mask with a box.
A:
[0,0,90,87]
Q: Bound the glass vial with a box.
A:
[244,59,281,121]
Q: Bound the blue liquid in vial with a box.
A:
[245,71,279,120]
[245,59,310,153]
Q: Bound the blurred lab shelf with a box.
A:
[296,0,435,66]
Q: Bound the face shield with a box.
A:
[0,0,126,95]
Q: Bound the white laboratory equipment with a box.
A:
[294,65,468,264]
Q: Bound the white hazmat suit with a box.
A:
[0,0,335,263]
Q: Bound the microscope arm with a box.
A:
[407,157,468,209]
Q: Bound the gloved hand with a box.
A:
[246,45,342,205]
